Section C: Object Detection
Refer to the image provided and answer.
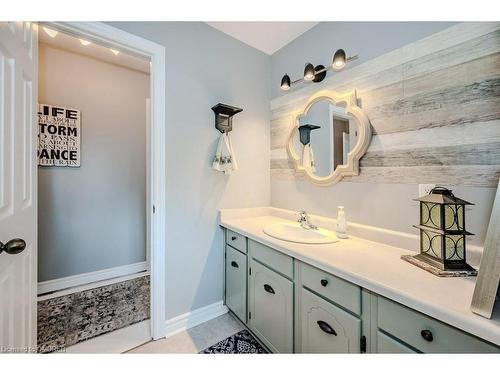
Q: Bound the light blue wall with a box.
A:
[108,22,271,320]
[271,22,457,98]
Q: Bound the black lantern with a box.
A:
[402,187,477,276]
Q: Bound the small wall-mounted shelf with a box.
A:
[212,103,243,133]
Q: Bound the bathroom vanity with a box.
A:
[221,208,500,353]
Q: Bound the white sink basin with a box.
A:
[263,222,338,244]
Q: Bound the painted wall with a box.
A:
[38,44,149,281]
[108,22,271,320]
[270,22,500,248]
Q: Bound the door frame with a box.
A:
[40,21,167,340]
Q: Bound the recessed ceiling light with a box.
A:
[110,49,119,55]
[79,39,91,46]
[43,27,58,38]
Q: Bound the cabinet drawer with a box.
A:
[376,331,417,353]
[301,262,361,315]
[249,259,293,353]
[300,288,361,353]
[249,240,293,279]
[225,245,247,323]
[377,297,500,353]
[226,229,247,253]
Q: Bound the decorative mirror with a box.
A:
[287,90,371,186]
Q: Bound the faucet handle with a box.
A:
[297,210,308,222]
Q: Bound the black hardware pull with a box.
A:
[263,284,275,294]
[317,320,337,336]
[230,261,239,268]
[320,279,328,287]
[0,238,26,255]
[231,236,237,241]
[421,329,433,342]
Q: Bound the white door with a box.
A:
[0,21,37,353]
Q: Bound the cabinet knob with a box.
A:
[231,236,237,241]
[263,284,275,294]
[230,261,239,268]
[421,329,433,342]
[320,279,328,287]
[317,320,337,336]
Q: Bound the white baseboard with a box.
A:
[38,261,149,296]
[164,301,229,338]
[61,320,151,354]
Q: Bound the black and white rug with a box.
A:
[200,329,268,354]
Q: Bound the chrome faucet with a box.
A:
[297,211,318,230]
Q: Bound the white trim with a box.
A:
[38,261,148,295]
[60,320,151,354]
[42,21,167,340]
[164,301,229,338]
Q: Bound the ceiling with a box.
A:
[205,22,319,55]
[39,26,150,74]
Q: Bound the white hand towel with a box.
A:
[301,144,316,173]
[212,132,238,174]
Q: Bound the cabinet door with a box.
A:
[249,260,293,353]
[300,288,361,353]
[225,245,247,323]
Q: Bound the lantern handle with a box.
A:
[430,186,455,197]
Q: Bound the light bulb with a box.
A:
[303,63,315,81]
[43,27,58,38]
[280,74,291,91]
[332,49,346,70]
[79,39,91,46]
[110,49,120,55]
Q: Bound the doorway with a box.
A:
[38,22,166,352]
[0,21,166,353]
[37,26,152,352]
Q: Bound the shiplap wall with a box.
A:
[270,23,500,188]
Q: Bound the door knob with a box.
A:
[0,238,26,255]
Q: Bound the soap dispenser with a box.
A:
[336,206,348,239]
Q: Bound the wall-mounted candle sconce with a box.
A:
[280,49,358,91]
[212,103,243,133]
[298,124,321,145]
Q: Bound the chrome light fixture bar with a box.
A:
[280,49,358,91]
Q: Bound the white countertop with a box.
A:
[219,208,500,346]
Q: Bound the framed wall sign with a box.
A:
[38,103,81,167]
[471,180,500,318]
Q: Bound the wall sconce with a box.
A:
[212,103,243,133]
[280,49,358,91]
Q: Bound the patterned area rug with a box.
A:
[200,329,268,354]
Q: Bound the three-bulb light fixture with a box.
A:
[280,49,358,91]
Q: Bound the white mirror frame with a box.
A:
[286,90,372,186]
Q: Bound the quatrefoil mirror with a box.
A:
[287,90,372,186]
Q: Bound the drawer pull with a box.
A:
[230,261,239,268]
[263,284,275,294]
[320,279,328,287]
[421,329,434,342]
[231,236,237,241]
[317,320,337,336]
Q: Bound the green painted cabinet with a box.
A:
[248,259,294,353]
[376,331,417,353]
[300,288,361,353]
[223,228,500,353]
[225,245,247,323]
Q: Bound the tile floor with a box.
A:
[126,313,245,353]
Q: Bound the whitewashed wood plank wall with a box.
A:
[270,22,500,187]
